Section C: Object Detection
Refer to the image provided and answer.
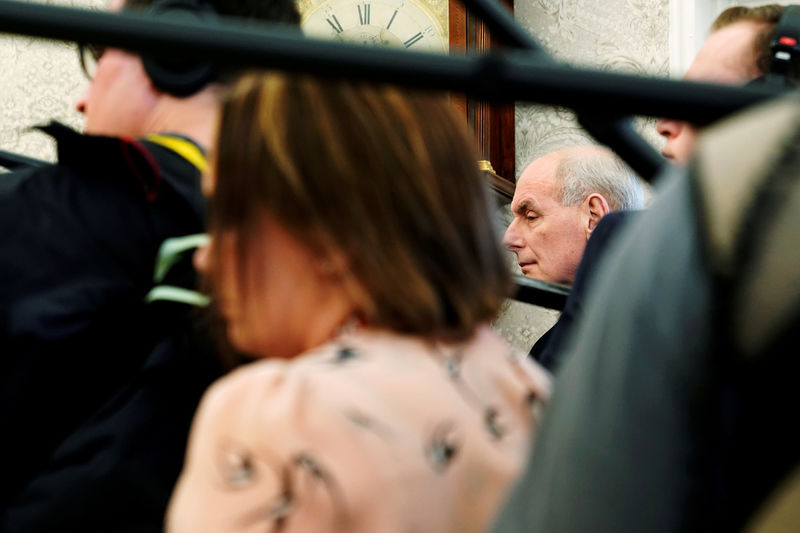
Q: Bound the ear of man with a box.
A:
[585,193,611,237]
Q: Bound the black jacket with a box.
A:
[529,210,636,372]
[0,123,223,532]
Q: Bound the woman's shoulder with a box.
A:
[201,325,550,417]
[175,326,552,533]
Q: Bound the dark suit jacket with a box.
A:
[529,210,636,372]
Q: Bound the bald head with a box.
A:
[504,146,643,284]
[545,146,644,211]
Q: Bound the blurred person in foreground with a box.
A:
[0,0,299,530]
[166,72,551,533]
[657,4,796,164]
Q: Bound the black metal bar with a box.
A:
[0,149,49,170]
[512,275,569,310]
[0,1,783,124]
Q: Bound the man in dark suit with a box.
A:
[490,90,800,533]
[503,145,644,370]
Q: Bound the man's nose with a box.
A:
[503,220,523,251]
[656,118,681,140]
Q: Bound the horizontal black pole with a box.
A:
[0,1,782,122]
[512,275,569,310]
[0,0,785,125]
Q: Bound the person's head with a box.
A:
[503,145,643,285]
[657,4,787,164]
[194,73,510,359]
[75,0,300,138]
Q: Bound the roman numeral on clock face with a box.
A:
[358,4,370,24]
[386,9,398,29]
[404,32,423,48]
[301,0,446,55]
[326,14,344,33]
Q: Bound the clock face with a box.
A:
[301,0,448,54]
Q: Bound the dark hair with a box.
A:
[210,73,511,343]
[710,4,800,82]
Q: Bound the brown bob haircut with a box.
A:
[210,73,510,342]
[711,4,800,82]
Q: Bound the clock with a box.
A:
[298,0,449,54]
[296,0,515,185]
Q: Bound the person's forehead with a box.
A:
[512,155,561,210]
[685,21,765,84]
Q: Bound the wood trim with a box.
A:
[448,0,467,117]
[449,0,515,184]
[449,0,467,51]
[480,160,515,203]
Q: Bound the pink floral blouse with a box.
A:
[167,325,550,533]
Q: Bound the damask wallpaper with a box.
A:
[514,0,669,169]
[493,0,670,353]
[0,0,670,353]
[0,0,105,164]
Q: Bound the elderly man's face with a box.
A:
[656,20,765,164]
[503,153,589,285]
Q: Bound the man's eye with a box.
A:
[526,214,538,222]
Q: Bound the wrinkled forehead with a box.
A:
[511,158,562,211]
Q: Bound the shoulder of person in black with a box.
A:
[0,122,221,532]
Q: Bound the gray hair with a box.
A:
[556,149,645,211]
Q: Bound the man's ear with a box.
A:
[585,194,610,235]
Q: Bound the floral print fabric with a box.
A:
[167,325,550,533]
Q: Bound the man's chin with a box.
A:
[521,265,568,286]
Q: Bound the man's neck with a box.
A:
[140,86,223,151]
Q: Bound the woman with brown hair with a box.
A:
[166,72,550,533]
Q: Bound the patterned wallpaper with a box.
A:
[0,0,105,164]
[493,0,670,353]
[0,0,669,353]
[515,0,669,170]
